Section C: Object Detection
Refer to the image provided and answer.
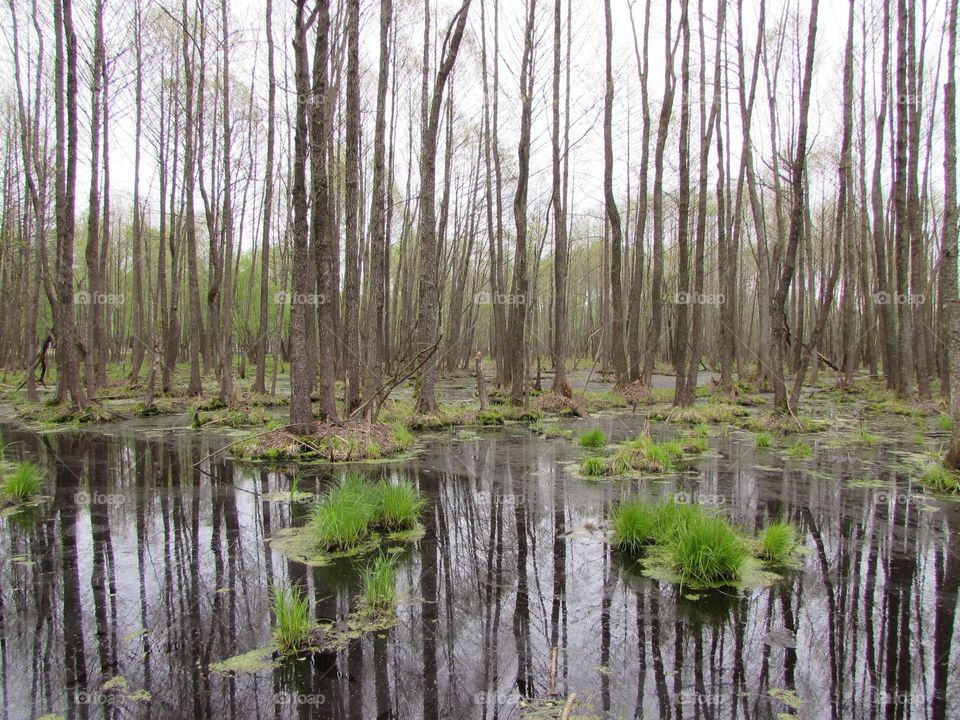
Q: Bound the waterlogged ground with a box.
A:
[0,384,958,719]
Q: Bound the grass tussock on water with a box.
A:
[232,419,414,463]
[609,499,802,588]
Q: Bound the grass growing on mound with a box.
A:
[270,585,312,655]
[758,521,800,563]
[920,464,960,494]
[2,462,42,502]
[755,432,773,449]
[307,474,426,551]
[579,428,607,449]
[378,479,424,530]
[610,499,748,585]
[580,455,607,477]
[609,434,686,474]
[938,415,953,432]
[668,513,749,586]
[363,554,398,610]
[649,401,748,425]
[787,440,814,459]
[855,430,880,446]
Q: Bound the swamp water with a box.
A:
[0,411,957,719]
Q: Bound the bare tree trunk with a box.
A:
[289,0,314,431]
[672,0,692,406]
[53,0,86,408]
[641,0,676,386]
[343,0,361,413]
[362,0,393,419]
[218,0,235,406]
[603,0,627,388]
[769,0,819,413]
[943,0,960,466]
[626,0,651,383]
[413,0,472,414]
[84,0,104,395]
[550,0,572,397]
[253,0,275,395]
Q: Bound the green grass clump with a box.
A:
[611,500,658,553]
[477,410,505,426]
[856,430,880,446]
[938,415,953,432]
[308,474,383,550]
[377,479,425,530]
[392,424,415,451]
[308,473,426,550]
[755,432,773,449]
[787,440,813,459]
[667,512,749,585]
[684,437,709,454]
[650,500,701,545]
[921,464,960,494]
[609,434,685,474]
[2,462,41,502]
[363,554,398,609]
[693,423,710,438]
[270,585,312,655]
[580,455,608,477]
[758,521,800,563]
[579,428,607,449]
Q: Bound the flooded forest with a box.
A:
[0,0,959,717]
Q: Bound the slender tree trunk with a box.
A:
[343,0,361,413]
[603,0,627,388]
[943,0,959,466]
[672,0,692,405]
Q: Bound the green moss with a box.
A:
[210,645,276,675]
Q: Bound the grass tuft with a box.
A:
[611,499,658,553]
[667,512,749,585]
[580,455,608,477]
[755,432,773,449]
[308,474,382,550]
[921,464,960,494]
[377,479,425,531]
[270,585,312,655]
[3,462,41,502]
[938,414,953,432]
[579,428,607,449]
[363,554,398,609]
[758,521,800,563]
[787,440,813,459]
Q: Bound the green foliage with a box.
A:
[377,479,425,531]
[609,434,686,474]
[477,410,505,426]
[363,554,398,610]
[758,521,800,563]
[610,500,658,553]
[579,428,607,449]
[270,584,312,655]
[308,474,426,550]
[938,414,953,432]
[921,464,960,494]
[392,424,415,451]
[693,423,710,438]
[755,432,773,449]
[856,430,879,446]
[667,512,749,585]
[3,462,42,502]
[308,475,383,550]
[580,455,607,477]
[684,437,709,454]
[787,440,813,459]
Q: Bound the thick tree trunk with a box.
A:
[343,0,361,414]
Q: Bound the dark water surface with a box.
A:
[0,413,958,719]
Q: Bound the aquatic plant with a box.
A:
[579,428,607,449]
[377,479,425,531]
[363,554,398,609]
[787,440,813,459]
[684,437,709,454]
[755,432,773,449]
[308,474,382,550]
[921,464,960,494]
[477,410,505,426]
[580,455,607,477]
[609,434,685,474]
[610,499,658,553]
[270,584,312,655]
[667,512,748,585]
[758,521,800,563]
[3,462,41,502]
